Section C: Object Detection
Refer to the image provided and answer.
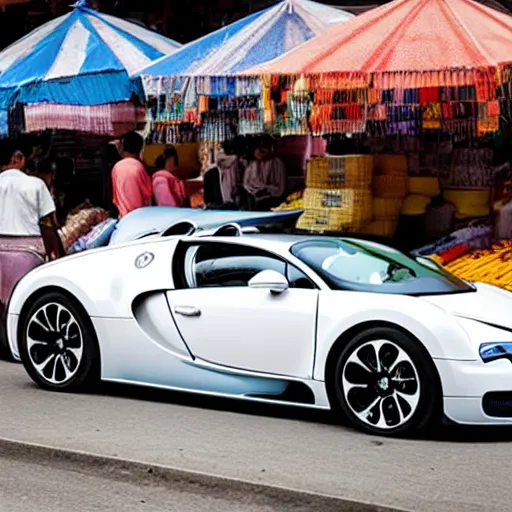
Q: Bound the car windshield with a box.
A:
[290,238,474,295]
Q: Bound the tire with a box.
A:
[18,291,100,392]
[330,327,440,437]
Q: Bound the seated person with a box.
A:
[204,137,247,209]
[152,146,188,207]
[243,137,287,211]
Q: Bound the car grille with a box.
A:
[482,392,512,418]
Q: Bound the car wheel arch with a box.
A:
[324,320,444,410]
[17,286,97,350]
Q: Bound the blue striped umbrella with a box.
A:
[135,0,353,80]
[0,0,181,109]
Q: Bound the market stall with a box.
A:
[133,0,353,185]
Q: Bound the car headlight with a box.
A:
[479,343,512,363]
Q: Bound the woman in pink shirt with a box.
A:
[152,147,188,207]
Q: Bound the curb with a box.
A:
[0,436,405,512]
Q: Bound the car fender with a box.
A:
[8,238,180,319]
[313,291,475,381]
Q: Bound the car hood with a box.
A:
[421,282,512,330]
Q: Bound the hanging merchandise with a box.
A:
[23,103,145,136]
[448,147,495,188]
[232,0,511,140]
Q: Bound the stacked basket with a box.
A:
[361,155,408,238]
[296,155,373,233]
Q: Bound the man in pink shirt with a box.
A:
[152,146,188,207]
[111,131,152,218]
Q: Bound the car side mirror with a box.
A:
[248,270,289,294]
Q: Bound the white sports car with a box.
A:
[6,222,512,436]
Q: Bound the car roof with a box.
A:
[194,233,372,250]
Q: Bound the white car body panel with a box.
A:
[167,288,318,378]
[8,237,180,318]
[313,291,480,383]
[7,231,512,428]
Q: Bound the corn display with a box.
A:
[431,241,512,291]
[273,191,304,211]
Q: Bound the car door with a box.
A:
[166,241,319,378]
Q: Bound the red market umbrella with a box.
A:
[246,0,512,86]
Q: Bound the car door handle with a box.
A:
[174,306,201,317]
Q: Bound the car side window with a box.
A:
[286,264,316,290]
[188,243,286,289]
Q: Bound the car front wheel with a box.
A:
[19,291,100,392]
[331,327,440,437]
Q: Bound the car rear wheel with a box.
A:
[19,292,100,392]
[331,327,440,437]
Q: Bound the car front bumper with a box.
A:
[436,358,512,425]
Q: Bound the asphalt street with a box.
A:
[0,457,281,512]
[0,361,510,511]
[0,457,349,512]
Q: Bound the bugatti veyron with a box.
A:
[6,221,512,436]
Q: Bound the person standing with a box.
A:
[0,141,63,260]
[152,146,188,207]
[111,131,152,218]
[0,141,64,353]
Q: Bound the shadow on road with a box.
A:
[89,381,512,444]
[100,381,337,425]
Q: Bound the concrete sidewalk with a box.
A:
[0,361,510,511]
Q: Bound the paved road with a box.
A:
[0,361,511,511]
[0,456,352,512]
[0,457,272,512]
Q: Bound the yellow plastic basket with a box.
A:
[306,154,373,190]
[401,194,432,215]
[407,177,440,197]
[373,175,408,198]
[360,220,399,238]
[373,198,403,220]
[443,189,491,218]
[304,188,372,215]
[375,154,408,176]
[297,208,368,232]
[299,188,373,232]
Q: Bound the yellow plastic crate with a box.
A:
[375,154,408,176]
[297,208,368,232]
[360,220,399,238]
[373,175,408,198]
[373,198,403,220]
[303,188,372,217]
[306,154,373,190]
